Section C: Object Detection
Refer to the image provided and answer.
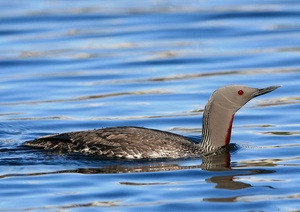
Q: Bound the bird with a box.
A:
[23,85,280,159]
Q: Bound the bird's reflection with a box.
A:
[66,145,274,190]
[1,145,275,191]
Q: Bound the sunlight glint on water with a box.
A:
[0,0,299,211]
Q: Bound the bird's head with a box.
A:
[208,84,281,112]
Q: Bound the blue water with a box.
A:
[0,0,300,211]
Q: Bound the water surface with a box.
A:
[0,0,299,211]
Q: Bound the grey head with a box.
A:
[200,85,280,152]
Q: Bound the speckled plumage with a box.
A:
[24,126,204,159]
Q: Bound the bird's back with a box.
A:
[23,126,202,159]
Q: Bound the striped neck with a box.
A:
[199,102,236,153]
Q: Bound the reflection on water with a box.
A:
[0,145,276,194]
[0,0,300,210]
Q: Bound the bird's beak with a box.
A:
[252,85,281,98]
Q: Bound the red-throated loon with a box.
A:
[23,85,280,159]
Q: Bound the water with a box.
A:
[0,0,299,211]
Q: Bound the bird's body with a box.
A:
[24,85,280,159]
[24,126,204,159]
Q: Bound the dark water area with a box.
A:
[0,0,300,211]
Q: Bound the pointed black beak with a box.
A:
[252,85,281,98]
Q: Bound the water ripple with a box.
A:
[0,0,299,211]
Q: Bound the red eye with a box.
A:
[238,90,244,95]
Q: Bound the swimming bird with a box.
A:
[24,85,280,159]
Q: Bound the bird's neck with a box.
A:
[199,102,236,152]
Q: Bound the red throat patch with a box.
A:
[225,115,234,145]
